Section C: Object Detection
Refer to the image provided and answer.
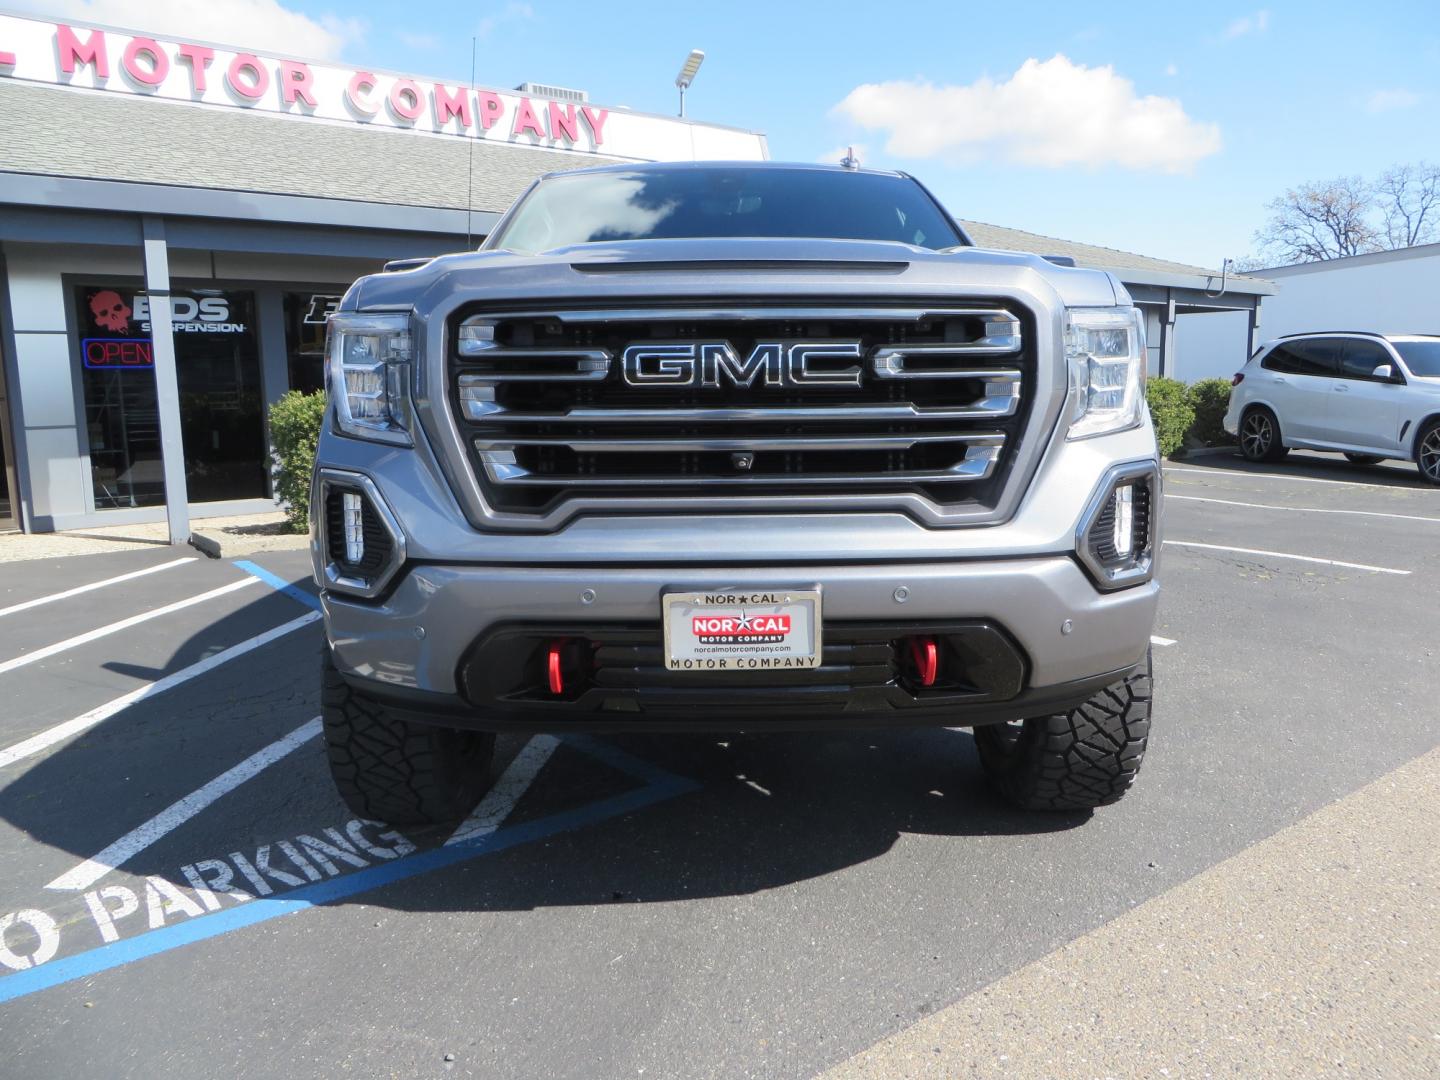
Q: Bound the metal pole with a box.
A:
[141,216,190,545]
[678,85,685,118]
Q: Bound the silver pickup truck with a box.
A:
[312,161,1160,825]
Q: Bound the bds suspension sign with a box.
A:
[0,13,762,160]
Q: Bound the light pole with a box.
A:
[676,49,704,118]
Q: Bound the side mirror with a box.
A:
[1372,364,1395,381]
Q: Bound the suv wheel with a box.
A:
[1417,420,1440,486]
[974,653,1152,811]
[1239,407,1288,463]
[1344,453,1383,466]
[322,649,496,826]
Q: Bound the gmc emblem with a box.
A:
[621,342,863,388]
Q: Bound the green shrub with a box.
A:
[1145,376,1194,457]
[269,390,327,533]
[1186,378,1234,447]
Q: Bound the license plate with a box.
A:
[662,589,822,672]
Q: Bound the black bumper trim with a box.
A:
[337,660,1143,734]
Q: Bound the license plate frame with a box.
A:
[661,588,823,672]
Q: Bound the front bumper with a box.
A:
[325,555,1158,731]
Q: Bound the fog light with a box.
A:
[342,491,364,564]
[1076,462,1158,591]
[1112,484,1135,558]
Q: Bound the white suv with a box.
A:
[1224,332,1440,485]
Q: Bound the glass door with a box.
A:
[76,284,267,509]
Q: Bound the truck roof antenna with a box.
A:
[839,146,860,170]
[465,36,477,250]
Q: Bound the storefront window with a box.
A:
[77,285,267,508]
[284,292,342,395]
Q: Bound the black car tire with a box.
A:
[1239,407,1288,463]
[1416,419,1440,486]
[974,653,1152,811]
[1344,453,1383,466]
[322,649,496,826]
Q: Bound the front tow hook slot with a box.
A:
[546,641,566,695]
[908,636,939,688]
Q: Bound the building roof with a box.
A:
[1245,240,1440,277]
[961,219,1275,295]
[0,79,619,216]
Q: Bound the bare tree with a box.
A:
[1375,162,1440,248]
[1252,175,1381,264]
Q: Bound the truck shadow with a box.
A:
[346,726,1092,917]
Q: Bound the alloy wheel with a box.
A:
[1241,412,1272,459]
[1421,427,1440,482]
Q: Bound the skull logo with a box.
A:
[89,290,132,334]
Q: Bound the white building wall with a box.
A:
[1175,244,1440,385]
[1173,309,1250,383]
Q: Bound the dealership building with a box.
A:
[0,12,1267,536]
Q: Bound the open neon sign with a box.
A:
[83,338,154,369]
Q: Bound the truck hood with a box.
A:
[347,236,1123,312]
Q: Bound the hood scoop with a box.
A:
[572,259,909,274]
[552,236,918,275]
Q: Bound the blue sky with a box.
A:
[25,0,1440,268]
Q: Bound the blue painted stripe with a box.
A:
[234,560,322,612]
[0,763,698,1005]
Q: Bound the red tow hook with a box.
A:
[910,636,939,688]
[546,641,566,695]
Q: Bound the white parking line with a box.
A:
[1163,540,1411,576]
[46,716,323,892]
[0,557,196,618]
[1164,465,1420,491]
[0,576,259,676]
[1166,493,1440,524]
[0,610,320,771]
[446,735,561,846]
[1149,636,1177,647]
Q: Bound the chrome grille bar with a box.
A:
[474,432,1004,454]
[474,440,1004,486]
[459,372,1021,423]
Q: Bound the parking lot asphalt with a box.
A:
[1,450,1437,1079]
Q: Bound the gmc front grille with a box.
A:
[446,303,1037,518]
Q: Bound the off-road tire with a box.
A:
[1239,406,1288,463]
[1415,419,1440,486]
[1344,453,1383,466]
[974,652,1152,811]
[322,649,496,826]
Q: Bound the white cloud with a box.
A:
[18,0,363,59]
[398,30,441,50]
[833,55,1221,174]
[1222,9,1270,39]
[1367,88,1421,112]
[477,1,533,41]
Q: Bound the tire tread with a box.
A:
[322,650,494,826]
[976,656,1152,811]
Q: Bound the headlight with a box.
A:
[1066,307,1146,441]
[326,312,413,445]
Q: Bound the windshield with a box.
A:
[1393,340,1440,377]
[488,167,965,254]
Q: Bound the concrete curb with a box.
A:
[186,526,310,560]
[187,531,224,559]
